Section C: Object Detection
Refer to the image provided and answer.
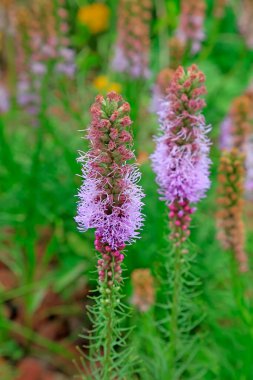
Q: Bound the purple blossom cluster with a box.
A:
[151,65,211,206]
[75,92,144,281]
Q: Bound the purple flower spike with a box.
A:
[151,65,211,205]
[151,65,211,242]
[75,92,144,282]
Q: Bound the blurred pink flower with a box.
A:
[112,0,152,78]
[176,0,206,54]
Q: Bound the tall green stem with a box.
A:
[100,261,120,380]
[168,244,182,379]
[103,290,114,380]
[154,0,168,70]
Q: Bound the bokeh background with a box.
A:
[1,0,253,379]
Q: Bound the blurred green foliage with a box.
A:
[1,0,253,378]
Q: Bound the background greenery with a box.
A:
[1,0,253,378]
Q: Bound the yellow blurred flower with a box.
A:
[93,75,122,93]
[77,3,110,34]
[107,82,122,93]
[93,75,109,90]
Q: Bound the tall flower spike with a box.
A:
[220,95,252,151]
[76,92,144,283]
[176,0,206,54]
[112,0,152,78]
[151,66,211,378]
[216,149,248,272]
[151,65,211,242]
[131,269,155,312]
[75,92,144,378]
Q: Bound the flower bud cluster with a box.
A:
[230,95,252,150]
[168,200,195,245]
[217,149,248,272]
[96,234,125,284]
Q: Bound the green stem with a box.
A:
[100,261,119,380]
[154,0,168,70]
[123,77,144,152]
[198,19,221,62]
[168,244,182,379]
[103,290,114,380]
